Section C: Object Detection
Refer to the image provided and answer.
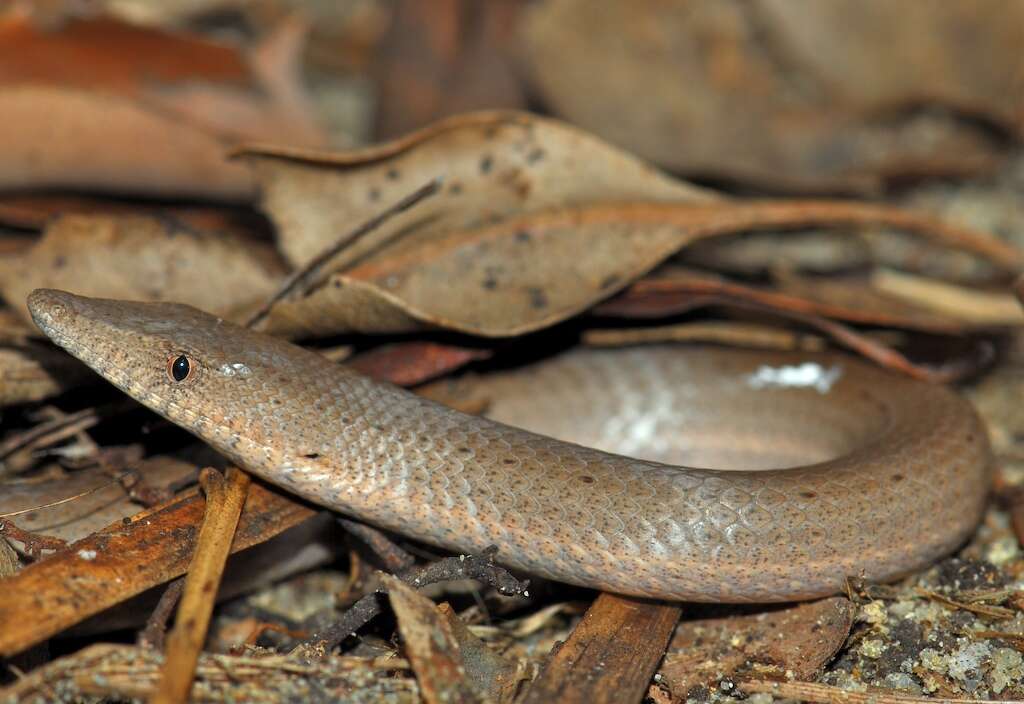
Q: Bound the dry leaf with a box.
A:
[753,0,1024,135]
[385,575,484,703]
[255,199,1019,339]
[0,214,287,325]
[0,86,255,199]
[240,110,714,268]
[241,112,1016,339]
[0,342,92,405]
[0,13,328,146]
[146,15,327,147]
[0,457,197,546]
[521,0,1010,191]
[0,14,328,198]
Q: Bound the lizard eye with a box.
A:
[168,354,193,382]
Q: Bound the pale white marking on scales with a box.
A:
[746,363,843,394]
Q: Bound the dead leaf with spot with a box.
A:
[521,0,1016,191]
[0,214,287,326]
[246,167,1020,338]
[0,13,327,199]
[239,111,715,268]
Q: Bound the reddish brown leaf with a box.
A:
[348,342,492,386]
[0,14,327,198]
[0,14,249,92]
[0,86,256,199]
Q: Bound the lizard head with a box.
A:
[27,288,336,461]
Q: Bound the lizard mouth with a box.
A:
[27,288,72,336]
[27,288,149,403]
[27,288,89,365]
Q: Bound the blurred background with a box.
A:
[3,0,1022,192]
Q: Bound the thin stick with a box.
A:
[245,178,442,329]
[296,546,528,653]
[138,578,185,651]
[150,467,251,704]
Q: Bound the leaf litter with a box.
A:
[4,6,1024,702]
[241,111,1019,340]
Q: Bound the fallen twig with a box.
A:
[138,577,185,651]
[336,517,415,572]
[152,467,251,704]
[296,546,528,653]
